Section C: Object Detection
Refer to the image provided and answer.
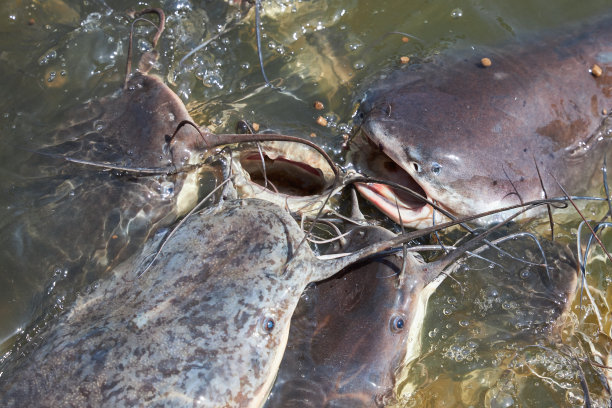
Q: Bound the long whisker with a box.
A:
[29,149,202,175]
[394,195,409,288]
[255,142,269,190]
[533,156,554,240]
[350,176,557,267]
[165,119,211,148]
[254,0,278,89]
[124,8,166,89]
[576,221,610,327]
[553,175,612,264]
[602,156,612,221]
[290,185,338,271]
[502,164,524,204]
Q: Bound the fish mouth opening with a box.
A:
[233,141,336,199]
[240,153,328,196]
[351,133,433,226]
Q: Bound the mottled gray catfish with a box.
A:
[353,15,612,228]
[0,7,339,344]
[0,198,451,408]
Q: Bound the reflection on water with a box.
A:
[0,0,611,406]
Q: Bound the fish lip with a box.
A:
[355,182,434,227]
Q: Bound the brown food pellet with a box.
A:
[400,56,410,64]
[481,57,492,67]
[603,109,608,115]
[28,18,35,25]
[401,36,410,43]
[591,64,603,77]
[313,101,324,110]
[309,132,317,138]
[342,133,349,141]
[251,122,260,132]
[112,235,118,239]
[316,116,327,127]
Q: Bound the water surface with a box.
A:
[0,0,611,405]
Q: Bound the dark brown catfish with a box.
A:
[266,224,413,407]
[353,15,612,228]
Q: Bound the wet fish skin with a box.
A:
[41,72,203,171]
[0,199,354,407]
[267,224,583,406]
[267,224,410,407]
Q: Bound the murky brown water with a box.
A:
[0,0,611,405]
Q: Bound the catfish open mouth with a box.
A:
[351,133,438,228]
[240,153,328,196]
[231,141,338,215]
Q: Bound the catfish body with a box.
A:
[354,15,612,227]
[266,225,412,407]
[0,199,376,407]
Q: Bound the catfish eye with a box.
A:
[260,317,275,334]
[431,162,442,175]
[390,315,406,333]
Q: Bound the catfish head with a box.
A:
[351,16,612,228]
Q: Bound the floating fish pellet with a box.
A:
[591,64,603,77]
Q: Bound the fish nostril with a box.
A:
[411,162,422,173]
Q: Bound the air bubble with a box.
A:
[489,392,514,408]
[39,50,58,65]
[451,8,463,19]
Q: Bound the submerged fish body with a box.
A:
[354,16,612,228]
[43,72,203,173]
[0,70,207,343]
[1,198,409,407]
